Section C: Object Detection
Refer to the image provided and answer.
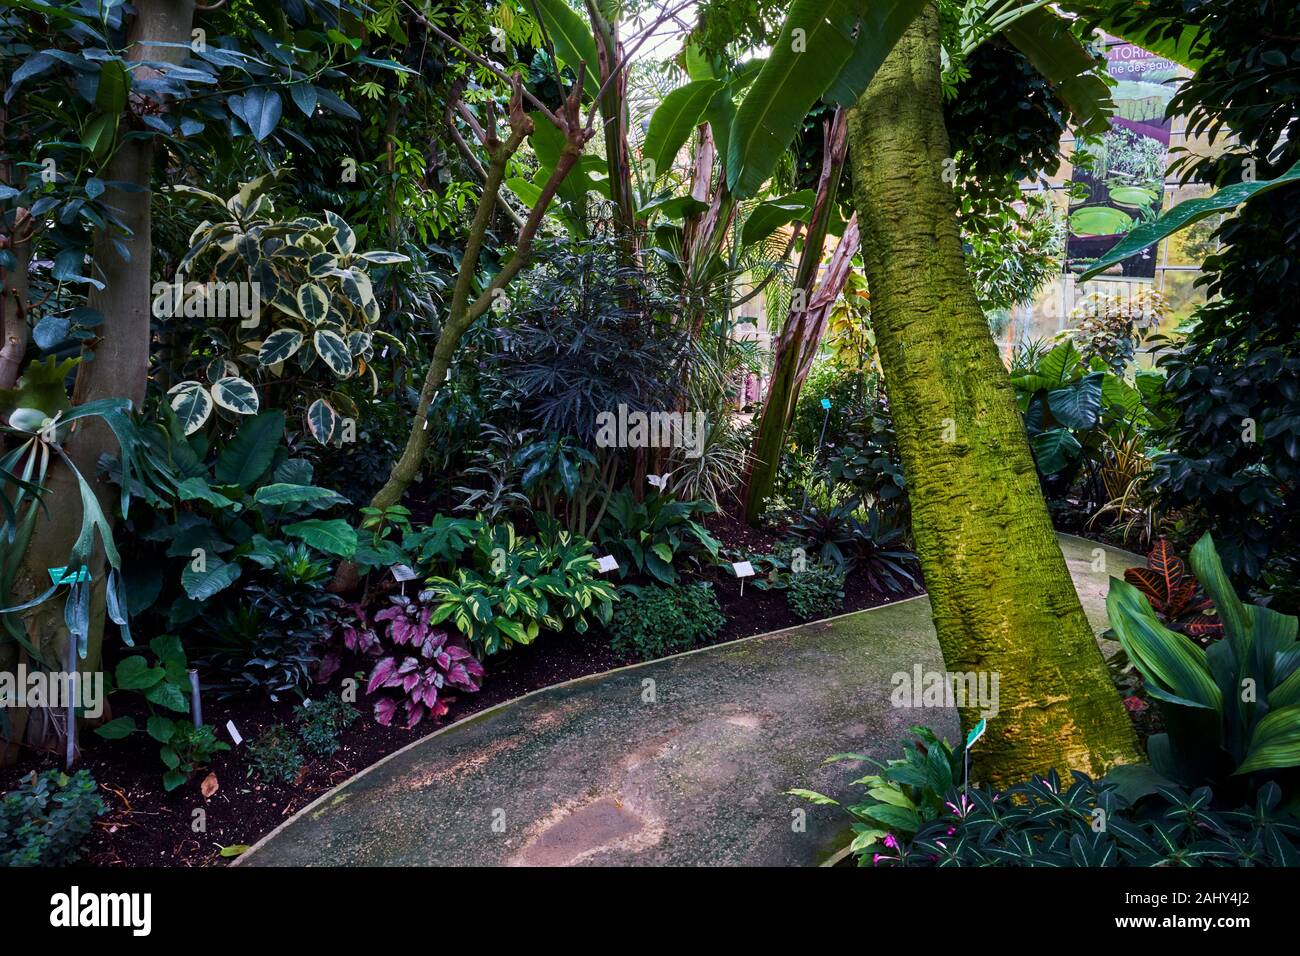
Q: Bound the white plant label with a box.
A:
[391,564,418,582]
[732,561,755,578]
[226,720,243,746]
[597,555,619,573]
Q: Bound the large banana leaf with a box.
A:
[1079,160,1300,280]
[998,5,1114,138]
[641,79,724,179]
[726,0,873,199]
[1056,1,1212,69]
[531,0,601,98]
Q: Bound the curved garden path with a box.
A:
[238,534,1138,867]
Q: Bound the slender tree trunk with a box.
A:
[363,81,590,514]
[2,0,196,764]
[845,5,1137,785]
[742,108,853,520]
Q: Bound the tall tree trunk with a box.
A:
[845,5,1137,785]
[2,0,196,765]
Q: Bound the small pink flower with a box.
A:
[883,833,899,849]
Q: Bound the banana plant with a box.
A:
[1107,533,1300,791]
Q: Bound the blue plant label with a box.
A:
[966,718,987,749]
[48,565,91,586]
[820,398,831,410]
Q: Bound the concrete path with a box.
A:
[238,534,1138,867]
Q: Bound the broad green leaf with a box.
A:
[740,190,815,248]
[95,59,128,114]
[824,0,929,107]
[167,381,212,435]
[1056,2,1211,69]
[210,376,259,415]
[1001,5,1115,138]
[230,87,282,142]
[1107,577,1222,712]
[325,210,356,254]
[213,410,284,488]
[314,329,353,376]
[258,328,304,365]
[1029,428,1081,475]
[282,518,357,557]
[253,483,348,509]
[174,476,241,511]
[531,0,601,97]
[727,0,863,199]
[181,555,241,601]
[1236,705,1300,775]
[1080,160,1300,280]
[1046,373,1103,430]
[642,79,724,179]
[1189,532,1251,667]
[94,716,137,740]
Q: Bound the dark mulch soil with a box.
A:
[0,505,920,869]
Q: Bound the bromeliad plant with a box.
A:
[1107,533,1300,796]
[161,174,408,442]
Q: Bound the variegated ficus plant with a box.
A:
[159,173,408,443]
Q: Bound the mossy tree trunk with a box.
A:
[845,5,1138,786]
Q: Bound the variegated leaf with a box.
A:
[211,376,260,415]
[258,328,304,365]
[313,329,353,376]
[167,381,213,435]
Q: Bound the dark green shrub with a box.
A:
[1,770,105,867]
[246,726,304,785]
[608,583,724,661]
[786,563,846,621]
[294,694,360,757]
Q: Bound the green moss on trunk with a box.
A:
[845,5,1138,786]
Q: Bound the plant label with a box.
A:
[966,718,987,749]
[732,561,755,578]
[391,564,418,582]
[820,398,831,411]
[597,555,619,573]
[48,565,91,586]
[226,720,244,746]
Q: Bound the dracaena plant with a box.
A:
[160,173,409,442]
[1107,533,1300,798]
[364,595,485,728]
